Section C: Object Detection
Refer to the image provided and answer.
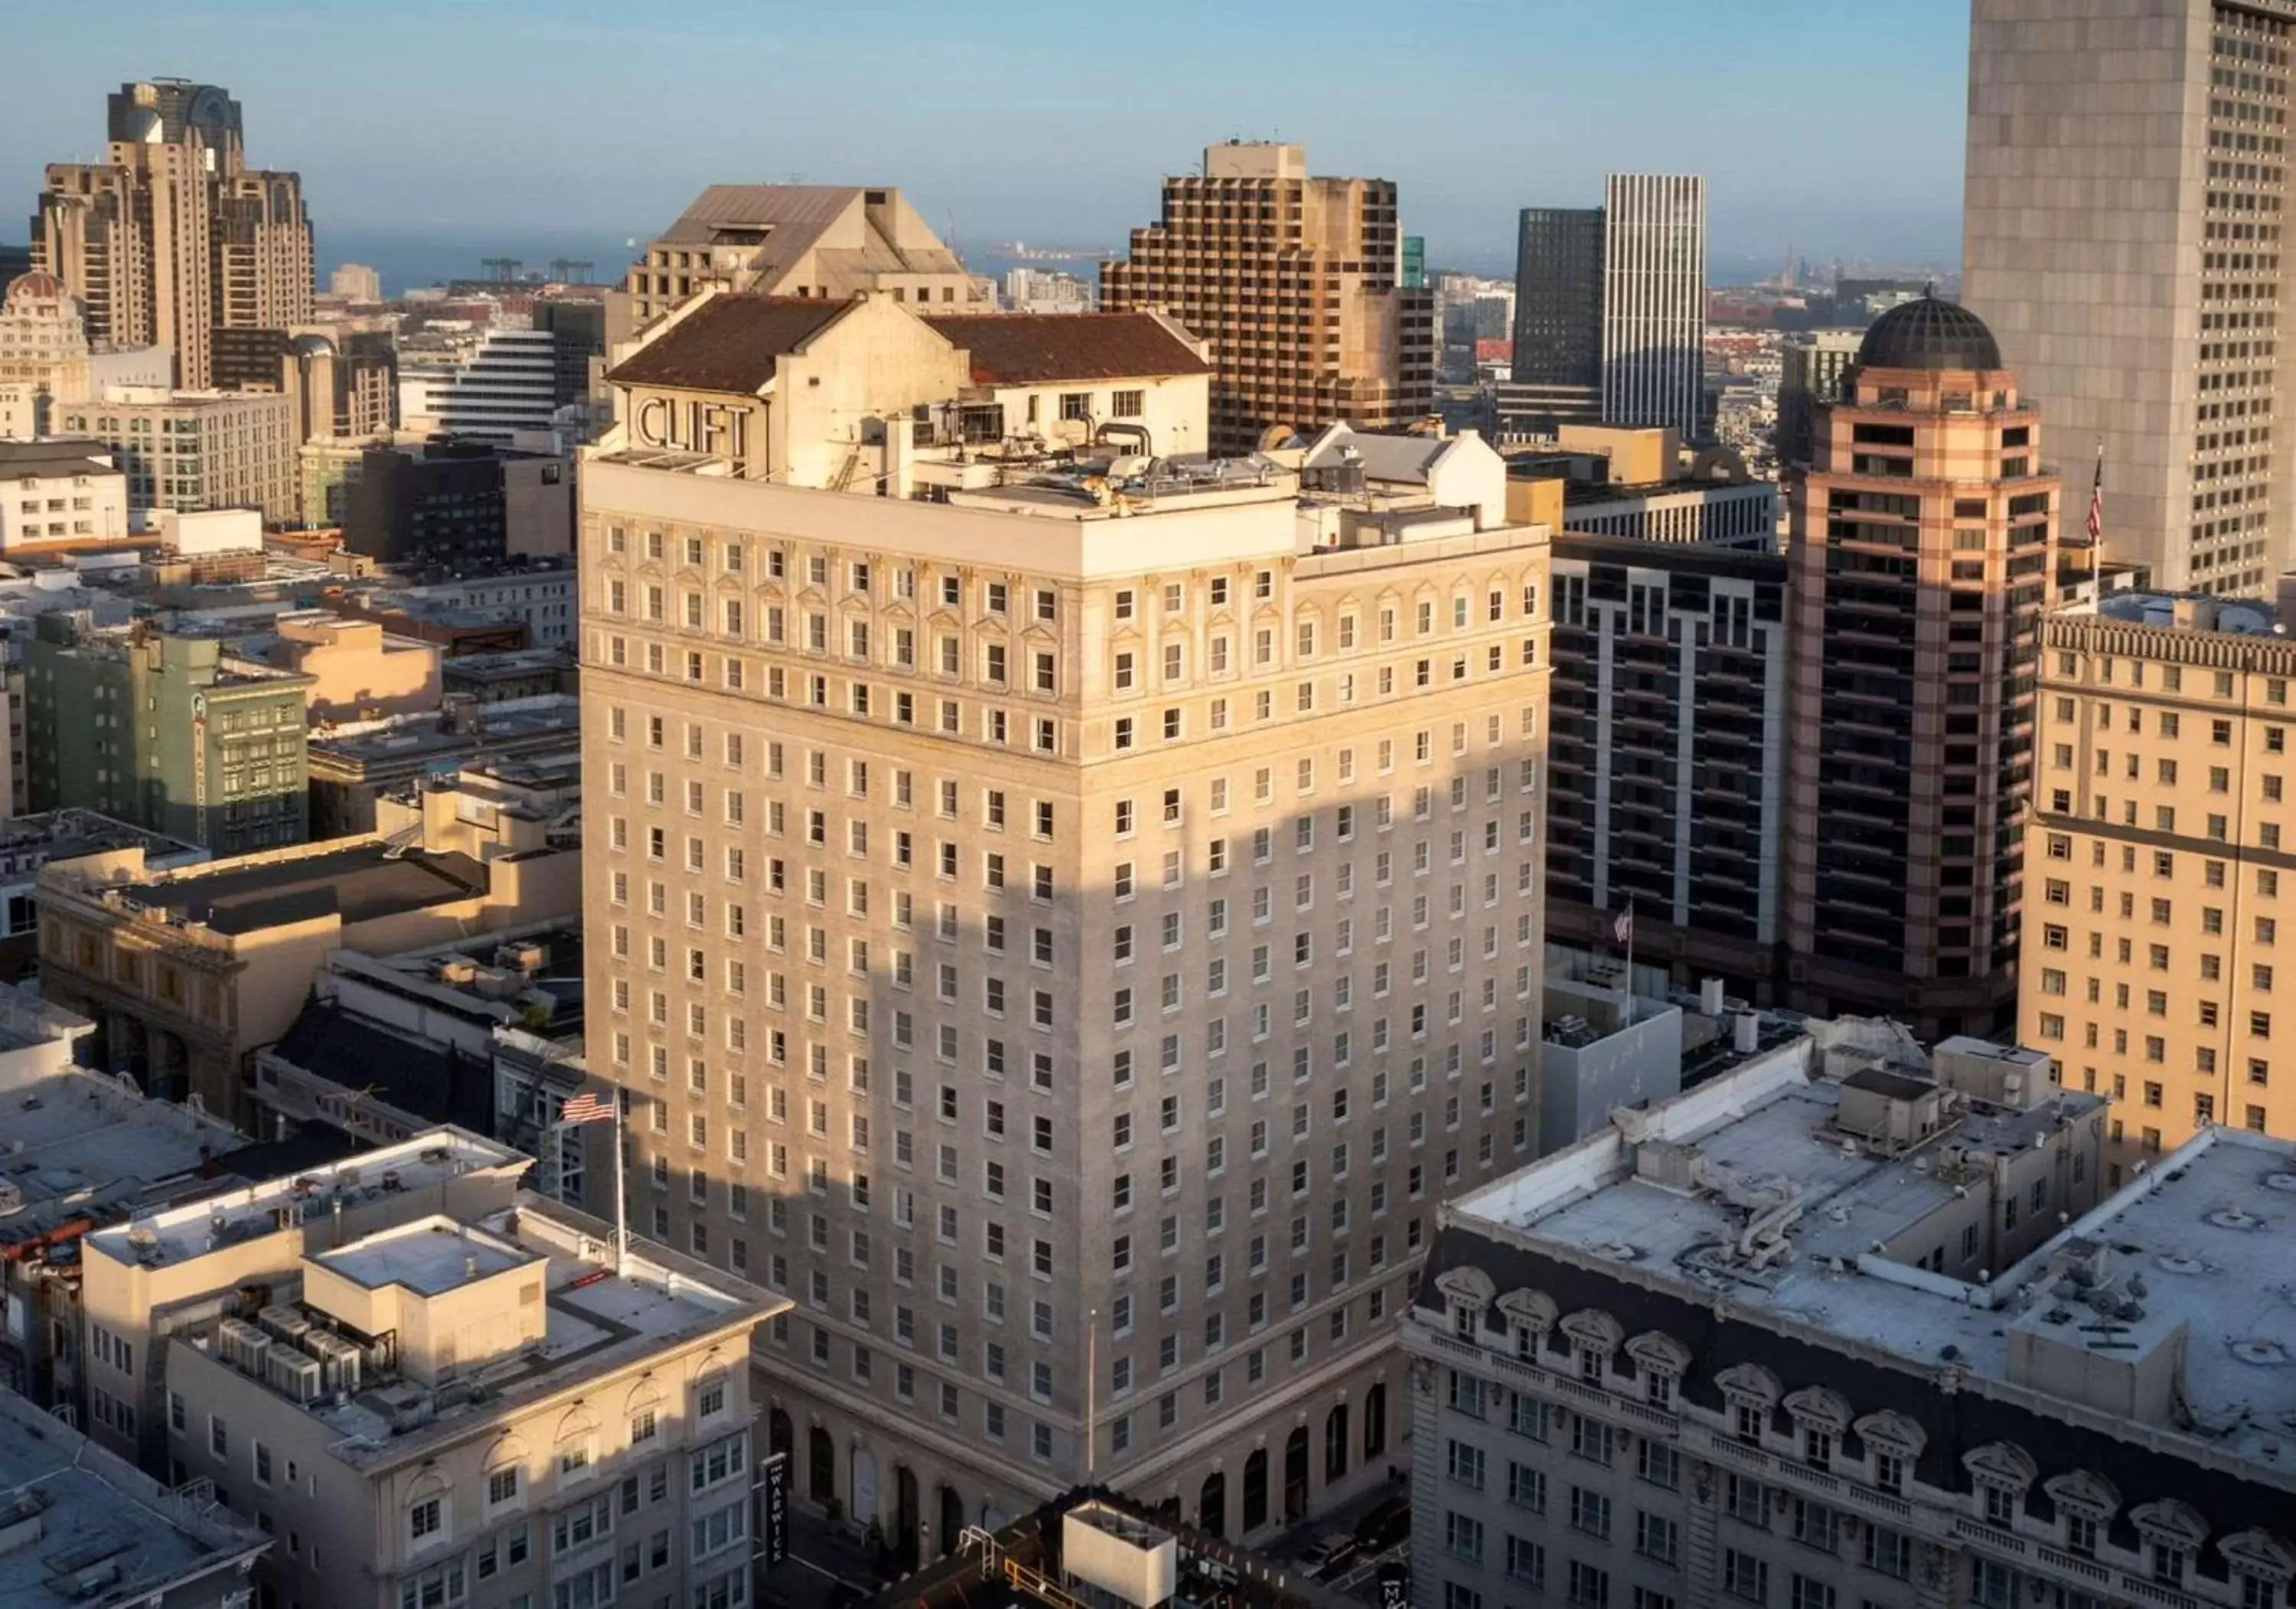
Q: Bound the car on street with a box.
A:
[1352,1494,1412,1554]
[1299,1529,1359,1578]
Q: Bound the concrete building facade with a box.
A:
[1600,176,1707,442]
[1965,0,2294,596]
[0,437,129,548]
[1101,142,1437,454]
[2020,589,2296,1173]
[36,801,578,1125]
[25,617,311,856]
[1546,533,1792,999]
[579,296,1551,1550]
[1776,328,1868,470]
[54,386,297,526]
[1782,298,2060,1037]
[78,1129,782,1609]
[31,80,314,392]
[1505,207,1606,430]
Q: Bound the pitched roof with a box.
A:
[922,313,1210,385]
[606,295,856,394]
[1300,423,1453,483]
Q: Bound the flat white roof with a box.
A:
[1454,1055,2296,1474]
[86,1128,528,1269]
[315,1215,538,1294]
[192,1199,775,1470]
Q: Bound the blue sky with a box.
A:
[8,0,1971,274]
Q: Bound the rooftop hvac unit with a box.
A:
[266,1349,324,1404]
[496,941,547,973]
[303,1330,364,1394]
[217,1318,270,1375]
[257,1305,310,1346]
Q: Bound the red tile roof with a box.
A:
[607,296,856,393]
[923,313,1209,385]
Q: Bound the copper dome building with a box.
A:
[1780,293,2059,1038]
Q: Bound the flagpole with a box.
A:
[612,1090,629,1278]
[1623,902,1635,1027]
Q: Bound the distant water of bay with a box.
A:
[317,224,1094,299]
[316,226,647,296]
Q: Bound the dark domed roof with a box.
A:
[1856,295,2002,372]
[289,333,337,358]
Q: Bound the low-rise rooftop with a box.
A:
[57,839,490,936]
[2082,590,2286,636]
[1443,1038,2296,1480]
[0,1382,268,1605]
[85,1129,530,1269]
[308,694,579,769]
[113,1135,778,1472]
[0,809,203,880]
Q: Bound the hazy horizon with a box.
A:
[7,1,1972,278]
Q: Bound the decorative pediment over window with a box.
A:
[1715,1362,1782,1404]
[2221,1530,2296,1581]
[1853,1409,1927,1456]
[2131,1498,2210,1547]
[1963,1441,2040,1491]
[2042,1470,2120,1519]
[481,1432,529,1473]
[1782,1385,1852,1431]
[1560,1309,1625,1354]
[1497,1289,1557,1331]
[1626,1332,1691,1376]
[1435,1267,1496,1310]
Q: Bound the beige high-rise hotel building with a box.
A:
[32,80,314,391]
[1782,298,2061,1039]
[2020,589,2296,1175]
[1965,0,2294,597]
[1102,142,1437,455]
[579,286,1550,1554]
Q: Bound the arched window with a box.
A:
[1715,1363,1782,1445]
[1435,1267,1495,1341]
[1963,1442,2039,1531]
[1626,1332,1690,1410]
[2043,1470,2119,1558]
[405,1468,453,1552]
[481,1434,528,1515]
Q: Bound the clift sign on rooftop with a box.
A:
[631,393,752,464]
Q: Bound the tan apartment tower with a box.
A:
[31,80,314,390]
[2021,589,2296,1177]
[1783,297,2061,1039]
[1965,0,2293,597]
[578,286,1549,1555]
[1101,142,1437,455]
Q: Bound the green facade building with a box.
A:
[27,616,313,856]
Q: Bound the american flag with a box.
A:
[1613,906,1634,946]
[559,1090,618,1126]
[2085,441,2104,543]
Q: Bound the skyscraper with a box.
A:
[1600,175,1707,441]
[1965,0,2291,596]
[1504,207,1605,427]
[1782,297,2059,1039]
[579,287,1548,1546]
[1101,142,1437,454]
[30,80,314,390]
